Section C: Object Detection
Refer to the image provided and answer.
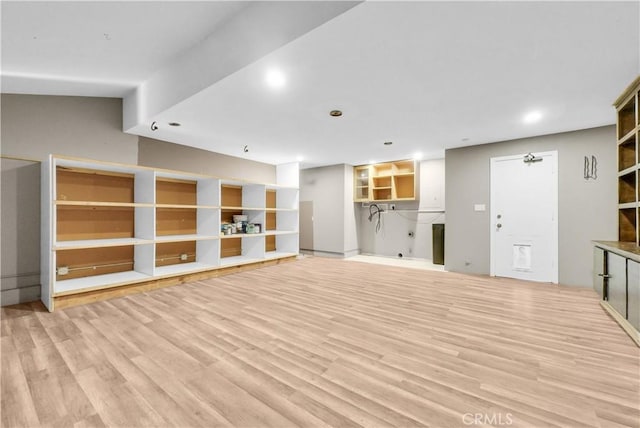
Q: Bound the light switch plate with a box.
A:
[474,204,486,212]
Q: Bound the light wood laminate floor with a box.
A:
[2,257,639,428]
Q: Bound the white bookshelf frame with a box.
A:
[41,155,299,311]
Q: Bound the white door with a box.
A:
[490,151,558,283]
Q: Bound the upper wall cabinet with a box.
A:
[353,159,418,202]
[614,76,640,244]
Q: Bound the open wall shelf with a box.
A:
[42,155,299,311]
[615,76,640,244]
[353,159,418,202]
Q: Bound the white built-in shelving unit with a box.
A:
[41,155,299,311]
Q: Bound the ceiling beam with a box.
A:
[123,1,361,133]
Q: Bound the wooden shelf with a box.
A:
[615,77,640,244]
[619,208,637,243]
[156,241,196,267]
[156,178,197,205]
[618,96,637,139]
[373,188,392,200]
[156,207,197,236]
[393,175,415,199]
[264,251,298,260]
[219,256,263,267]
[221,185,243,207]
[56,245,134,281]
[56,205,134,241]
[54,270,152,296]
[619,171,636,204]
[154,262,217,277]
[56,167,134,203]
[221,236,242,258]
[354,159,417,202]
[54,237,153,250]
[55,200,151,208]
[154,234,218,243]
[353,165,371,202]
[42,155,299,311]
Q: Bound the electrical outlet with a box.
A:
[180,253,188,261]
[390,204,396,210]
[57,266,69,276]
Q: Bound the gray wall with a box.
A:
[343,165,358,255]
[445,125,617,287]
[1,94,138,163]
[138,137,276,183]
[1,94,139,306]
[300,164,357,256]
[357,158,446,260]
[0,94,277,306]
[1,159,41,305]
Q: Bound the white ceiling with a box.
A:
[2,1,639,168]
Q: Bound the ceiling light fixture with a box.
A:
[168,122,181,127]
[383,141,393,146]
[413,152,423,160]
[296,155,304,162]
[329,110,342,117]
[265,68,286,89]
[523,110,543,124]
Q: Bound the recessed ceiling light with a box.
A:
[168,122,181,127]
[265,68,286,89]
[296,155,304,162]
[329,110,342,117]
[523,110,543,124]
[413,152,423,160]
[383,141,393,146]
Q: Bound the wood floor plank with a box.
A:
[2,257,639,427]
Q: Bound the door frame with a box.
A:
[489,151,558,283]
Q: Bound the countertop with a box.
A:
[593,241,640,262]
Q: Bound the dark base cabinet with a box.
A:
[628,260,640,330]
[607,252,627,317]
[593,242,640,346]
[593,247,605,298]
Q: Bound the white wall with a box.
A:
[357,159,445,260]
